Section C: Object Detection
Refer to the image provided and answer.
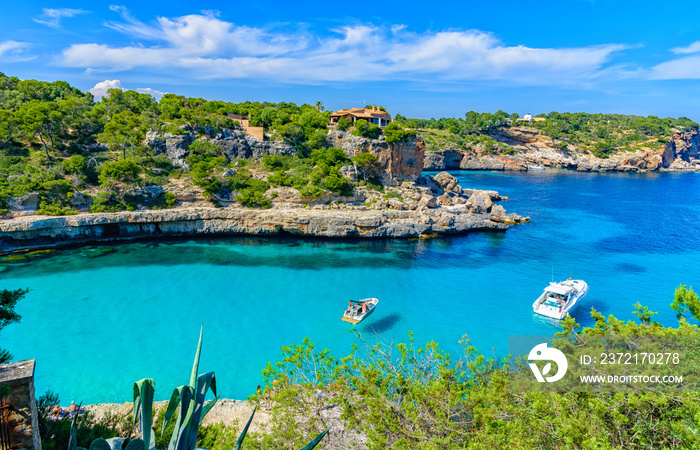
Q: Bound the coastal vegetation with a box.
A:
[0,72,422,216]
[0,287,27,364]
[396,110,698,158]
[244,286,700,449]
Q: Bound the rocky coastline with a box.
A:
[1,125,533,254]
[0,172,529,254]
[424,126,700,172]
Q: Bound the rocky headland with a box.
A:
[0,171,528,254]
[424,126,700,172]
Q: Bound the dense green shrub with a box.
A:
[268,170,293,187]
[309,146,348,167]
[305,129,328,150]
[592,141,616,158]
[189,140,223,159]
[351,119,382,139]
[61,154,85,175]
[36,179,78,216]
[336,116,351,131]
[236,189,271,208]
[98,159,141,187]
[164,192,177,208]
[37,391,127,450]
[89,192,124,213]
[321,171,353,196]
[37,201,78,216]
[298,184,324,199]
[262,154,292,171]
[383,122,417,143]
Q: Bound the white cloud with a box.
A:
[671,41,700,55]
[0,41,35,62]
[649,55,700,80]
[60,10,628,86]
[88,79,124,99]
[136,87,166,100]
[33,8,88,28]
[88,79,166,100]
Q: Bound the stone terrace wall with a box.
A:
[0,359,41,450]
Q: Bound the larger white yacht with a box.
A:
[532,280,588,319]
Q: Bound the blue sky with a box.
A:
[2,1,700,119]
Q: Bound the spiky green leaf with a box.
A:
[186,371,217,449]
[162,386,183,437]
[133,378,155,450]
[124,440,146,450]
[299,426,331,450]
[68,402,84,450]
[233,407,256,450]
[189,325,203,389]
[89,438,138,450]
[165,385,194,450]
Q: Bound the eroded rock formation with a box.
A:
[327,130,424,185]
[0,173,529,252]
[145,127,297,167]
[424,127,700,172]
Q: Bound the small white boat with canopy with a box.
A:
[532,280,588,320]
[341,298,378,324]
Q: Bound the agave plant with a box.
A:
[73,326,330,449]
[160,326,218,450]
[89,438,145,450]
[133,378,155,449]
[67,401,146,450]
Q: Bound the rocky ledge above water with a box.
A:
[0,173,528,254]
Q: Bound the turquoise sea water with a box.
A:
[1,170,699,404]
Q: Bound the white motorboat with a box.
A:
[528,165,545,170]
[532,280,588,319]
[341,298,378,324]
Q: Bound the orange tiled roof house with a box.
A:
[329,107,392,128]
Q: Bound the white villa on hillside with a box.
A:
[516,113,546,123]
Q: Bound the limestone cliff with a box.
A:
[0,172,529,253]
[145,127,426,185]
[0,205,505,253]
[145,127,298,167]
[424,127,700,172]
[327,130,424,185]
[664,129,700,170]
